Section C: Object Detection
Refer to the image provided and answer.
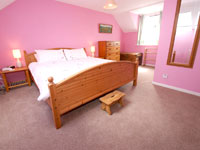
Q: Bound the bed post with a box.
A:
[48,77,61,129]
[24,51,28,67]
[133,61,139,86]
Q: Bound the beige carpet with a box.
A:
[0,66,200,150]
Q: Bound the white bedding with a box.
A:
[29,57,112,101]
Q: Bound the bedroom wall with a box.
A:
[121,31,158,53]
[0,0,122,81]
[121,28,158,65]
[153,0,200,94]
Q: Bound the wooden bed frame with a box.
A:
[24,48,138,129]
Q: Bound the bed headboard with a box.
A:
[24,48,86,67]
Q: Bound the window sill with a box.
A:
[137,44,158,46]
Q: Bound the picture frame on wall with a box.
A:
[99,24,113,33]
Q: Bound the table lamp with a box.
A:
[91,46,95,57]
[13,49,22,67]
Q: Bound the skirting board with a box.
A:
[152,81,200,97]
[143,64,155,67]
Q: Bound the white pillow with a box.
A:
[63,48,87,60]
[35,50,66,62]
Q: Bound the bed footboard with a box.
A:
[48,61,138,129]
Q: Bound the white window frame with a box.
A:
[137,13,162,46]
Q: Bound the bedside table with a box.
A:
[0,67,31,92]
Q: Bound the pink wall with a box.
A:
[0,0,122,81]
[153,0,200,93]
[121,32,158,65]
[121,32,158,53]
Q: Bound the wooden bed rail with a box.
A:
[48,61,138,129]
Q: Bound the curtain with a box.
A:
[137,15,144,45]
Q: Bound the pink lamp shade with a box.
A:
[12,49,22,67]
[91,46,95,57]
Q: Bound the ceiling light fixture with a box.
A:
[104,0,117,10]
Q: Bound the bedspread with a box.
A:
[29,57,112,101]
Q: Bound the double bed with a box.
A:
[24,48,138,129]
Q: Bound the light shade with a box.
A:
[91,46,95,53]
[104,0,117,9]
[13,49,21,59]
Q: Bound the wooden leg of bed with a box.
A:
[52,112,61,129]
[133,79,137,86]
[48,77,62,129]
[133,61,139,86]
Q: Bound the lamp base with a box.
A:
[92,52,95,57]
[16,59,22,68]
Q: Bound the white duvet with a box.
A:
[29,57,112,101]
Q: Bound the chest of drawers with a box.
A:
[98,41,120,61]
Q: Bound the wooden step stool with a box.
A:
[100,90,125,115]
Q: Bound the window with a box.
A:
[177,11,199,32]
[176,12,193,33]
[177,12,192,27]
[137,14,162,45]
[195,12,200,27]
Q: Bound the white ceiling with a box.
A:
[0,0,15,10]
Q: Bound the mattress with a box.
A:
[29,57,112,101]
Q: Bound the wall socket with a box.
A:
[162,74,168,79]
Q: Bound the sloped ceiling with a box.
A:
[131,3,164,15]
[56,0,164,32]
[114,12,139,32]
[0,0,15,10]
[56,0,163,15]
